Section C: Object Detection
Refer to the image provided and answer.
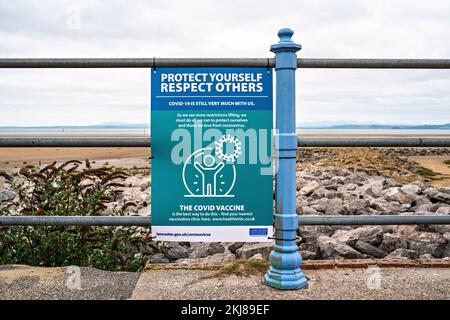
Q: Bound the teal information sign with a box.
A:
[151,67,273,242]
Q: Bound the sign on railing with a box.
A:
[150,67,274,242]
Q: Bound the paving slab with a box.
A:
[131,268,450,300]
[1,264,449,300]
[0,265,140,300]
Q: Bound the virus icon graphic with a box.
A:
[214,135,242,163]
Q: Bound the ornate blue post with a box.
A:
[264,28,308,290]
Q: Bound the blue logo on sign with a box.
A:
[249,228,268,236]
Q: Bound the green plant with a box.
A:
[0,225,154,271]
[212,259,270,277]
[444,159,450,166]
[416,167,439,177]
[14,160,129,216]
[0,160,155,271]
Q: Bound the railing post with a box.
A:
[264,28,308,290]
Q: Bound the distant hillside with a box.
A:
[323,123,450,130]
[2,122,449,130]
[297,123,450,130]
[0,123,149,129]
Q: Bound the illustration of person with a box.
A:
[193,154,225,196]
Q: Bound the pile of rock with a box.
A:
[376,147,450,157]
[1,147,449,266]
[101,176,152,216]
[297,147,450,163]
[294,166,450,260]
[0,188,16,205]
[299,225,449,260]
[143,221,450,266]
[146,242,273,267]
[296,168,450,216]
[0,175,153,217]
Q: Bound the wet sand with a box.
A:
[0,134,149,138]
[298,134,450,138]
[409,155,450,188]
[0,147,150,170]
[2,133,449,138]
[0,134,448,172]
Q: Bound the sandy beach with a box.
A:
[0,147,150,171]
[0,133,448,171]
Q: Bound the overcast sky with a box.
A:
[0,0,449,126]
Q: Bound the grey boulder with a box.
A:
[188,242,225,259]
[331,226,384,247]
[317,236,364,259]
[235,242,273,259]
[146,253,170,264]
[385,248,418,259]
[379,233,408,253]
[160,242,189,261]
[0,189,16,204]
[353,240,388,258]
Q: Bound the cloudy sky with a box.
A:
[0,0,449,126]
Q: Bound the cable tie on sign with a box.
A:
[267,236,298,241]
[152,57,156,71]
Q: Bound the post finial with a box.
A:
[271,27,301,53]
[278,28,294,43]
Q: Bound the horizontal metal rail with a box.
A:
[297,58,450,69]
[0,216,151,226]
[0,58,273,68]
[0,137,150,148]
[296,137,450,148]
[1,137,449,148]
[299,215,450,226]
[1,215,449,226]
[1,58,450,69]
